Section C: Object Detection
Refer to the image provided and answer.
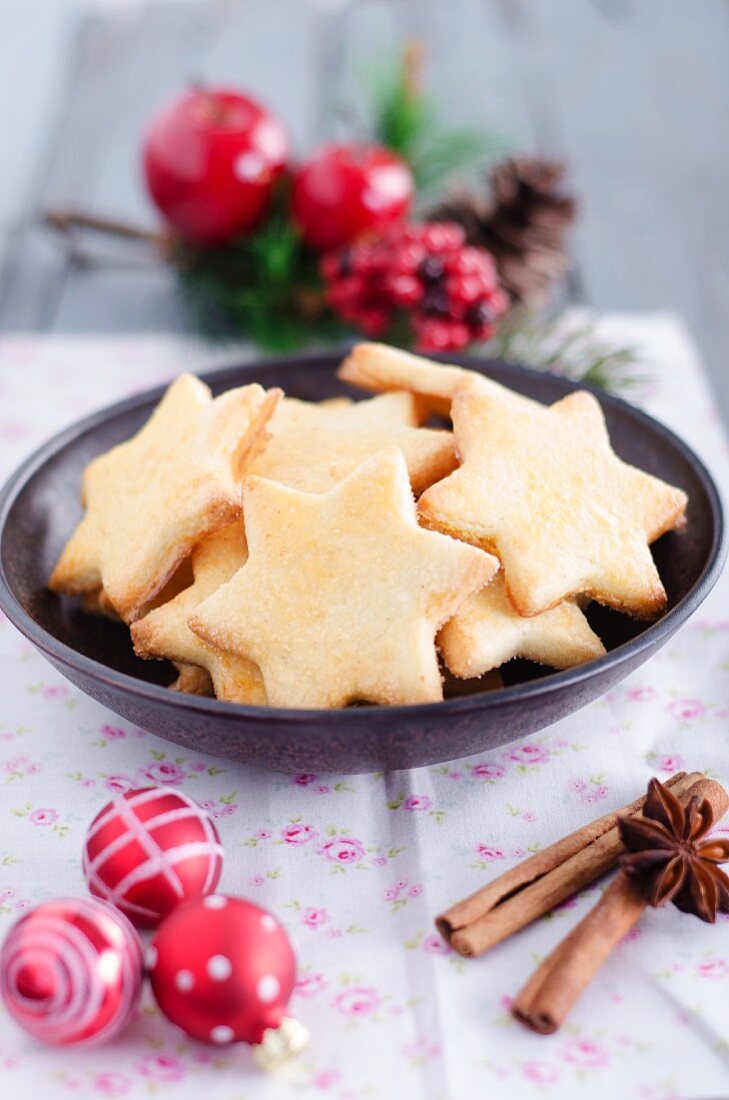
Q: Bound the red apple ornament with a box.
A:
[143,86,289,245]
[0,897,143,1045]
[292,143,414,252]
[83,786,223,928]
[148,895,307,1068]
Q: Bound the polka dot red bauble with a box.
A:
[148,895,306,1064]
[83,786,223,928]
[0,896,143,1045]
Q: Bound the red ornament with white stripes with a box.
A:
[83,786,223,928]
[148,895,307,1067]
[0,896,143,1045]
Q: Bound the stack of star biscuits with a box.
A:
[50,345,687,709]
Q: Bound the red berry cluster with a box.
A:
[321,222,508,352]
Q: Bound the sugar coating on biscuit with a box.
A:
[419,389,687,619]
[248,390,457,494]
[188,447,499,709]
[49,373,280,622]
[131,521,265,705]
[438,573,606,679]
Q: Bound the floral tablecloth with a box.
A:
[0,316,727,1100]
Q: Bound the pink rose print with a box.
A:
[668,698,705,721]
[568,778,588,793]
[523,1062,559,1085]
[29,808,58,826]
[100,724,126,740]
[191,761,207,772]
[140,761,185,785]
[249,875,265,887]
[282,823,319,845]
[294,972,328,997]
[2,756,26,772]
[656,753,685,773]
[585,784,608,804]
[506,743,549,766]
[423,934,451,956]
[302,907,329,929]
[212,804,236,818]
[331,986,380,1017]
[627,686,657,702]
[313,1070,340,1090]
[476,844,504,861]
[403,1036,441,1060]
[372,856,387,867]
[256,829,272,839]
[319,837,365,864]
[561,1038,610,1069]
[471,763,506,780]
[315,785,330,794]
[93,1073,131,1096]
[135,1054,185,1083]
[408,884,423,898]
[104,775,136,794]
[292,773,318,786]
[199,800,216,811]
[403,795,432,811]
[384,886,399,901]
[696,958,729,979]
[42,684,68,700]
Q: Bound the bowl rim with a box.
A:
[0,350,725,726]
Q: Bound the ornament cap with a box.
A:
[251,1016,309,1071]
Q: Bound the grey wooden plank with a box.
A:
[52,0,334,331]
[53,265,185,333]
[0,11,162,330]
[509,0,729,418]
[200,0,325,153]
[49,1,218,331]
[0,0,71,237]
[426,0,537,153]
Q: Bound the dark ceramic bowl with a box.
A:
[0,354,724,773]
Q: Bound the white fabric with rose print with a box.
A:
[0,318,727,1100]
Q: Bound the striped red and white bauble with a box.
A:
[83,786,223,928]
[0,896,143,1045]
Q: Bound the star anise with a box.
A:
[618,778,729,922]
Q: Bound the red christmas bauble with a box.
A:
[291,143,414,252]
[143,86,289,245]
[0,897,143,1045]
[148,895,297,1049]
[83,786,223,928]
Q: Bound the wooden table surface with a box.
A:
[1,0,727,419]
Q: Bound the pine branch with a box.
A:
[484,309,645,394]
[357,41,508,198]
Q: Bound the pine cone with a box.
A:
[429,156,577,306]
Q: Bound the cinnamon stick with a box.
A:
[512,777,729,1034]
[438,770,697,958]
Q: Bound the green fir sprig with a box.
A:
[484,309,643,393]
[360,41,507,198]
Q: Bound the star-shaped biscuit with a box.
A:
[188,448,498,708]
[131,522,265,704]
[248,391,457,494]
[50,373,280,622]
[419,390,687,619]
[339,343,536,416]
[438,574,606,679]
